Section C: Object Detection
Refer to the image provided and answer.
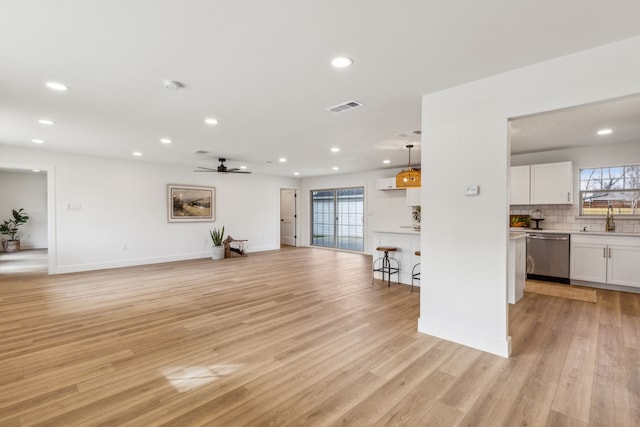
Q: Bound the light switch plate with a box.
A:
[464,185,479,196]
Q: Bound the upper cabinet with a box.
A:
[510,161,573,205]
[510,165,531,205]
[530,161,573,204]
[375,177,399,190]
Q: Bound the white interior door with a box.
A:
[280,188,296,246]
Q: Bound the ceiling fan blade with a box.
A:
[193,159,251,174]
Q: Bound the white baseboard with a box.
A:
[418,317,511,358]
[50,246,281,275]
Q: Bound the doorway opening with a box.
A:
[310,187,364,251]
[0,165,53,275]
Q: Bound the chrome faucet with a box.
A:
[605,205,616,232]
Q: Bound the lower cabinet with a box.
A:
[571,234,640,288]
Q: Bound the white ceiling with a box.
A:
[510,93,640,155]
[1,1,640,176]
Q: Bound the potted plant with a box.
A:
[0,208,30,252]
[412,206,421,231]
[209,226,225,260]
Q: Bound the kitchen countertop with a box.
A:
[373,227,420,235]
[509,228,640,237]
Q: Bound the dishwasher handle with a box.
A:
[527,234,569,241]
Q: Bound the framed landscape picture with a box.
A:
[167,184,215,222]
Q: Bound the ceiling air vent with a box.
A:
[327,100,363,113]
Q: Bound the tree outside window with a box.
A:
[580,165,640,215]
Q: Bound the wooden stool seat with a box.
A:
[376,246,397,252]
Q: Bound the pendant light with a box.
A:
[396,144,421,188]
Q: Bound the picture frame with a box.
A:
[167,184,215,222]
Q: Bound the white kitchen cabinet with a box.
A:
[530,161,573,204]
[607,244,640,287]
[375,177,399,190]
[571,241,608,283]
[510,165,530,205]
[571,234,640,288]
[406,187,421,206]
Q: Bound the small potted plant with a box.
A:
[0,208,30,252]
[412,206,421,231]
[209,226,225,260]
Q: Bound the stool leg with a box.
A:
[383,252,388,287]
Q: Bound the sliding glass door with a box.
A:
[311,187,364,251]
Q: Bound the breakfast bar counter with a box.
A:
[372,229,421,287]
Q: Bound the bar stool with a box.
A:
[372,246,399,287]
[411,250,420,292]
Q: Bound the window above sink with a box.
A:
[580,164,640,216]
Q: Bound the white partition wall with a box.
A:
[419,36,640,357]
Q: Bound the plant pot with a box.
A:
[2,239,20,252]
[211,245,225,260]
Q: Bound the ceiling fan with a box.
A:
[194,158,251,174]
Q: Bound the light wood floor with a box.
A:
[0,247,638,426]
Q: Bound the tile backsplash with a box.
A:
[510,204,640,233]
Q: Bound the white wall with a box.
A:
[420,36,640,357]
[0,146,298,273]
[299,168,414,254]
[0,170,47,249]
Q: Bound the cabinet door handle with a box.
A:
[608,247,612,258]
[567,192,570,202]
[603,247,606,258]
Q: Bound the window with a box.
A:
[311,187,364,251]
[580,165,640,216]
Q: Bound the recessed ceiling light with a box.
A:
[294,172,300,176]
[132,151,142,157]
[163,79,183,90]
[32,169,40,173]
[330,147,341,153]
[597,128,613,135]
[279,157,287,163]
[45,81,68,91]
[331,56,353,68]
[332,166,339,171]
[160,138,171,144]
[204,118,218,125]
[240,165,247,170]
[37,119,54,125]
[32,139,44,144]
[383,159,390,164]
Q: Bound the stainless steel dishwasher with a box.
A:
[526,233,570,283]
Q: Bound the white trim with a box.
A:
[418,317,512,358]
